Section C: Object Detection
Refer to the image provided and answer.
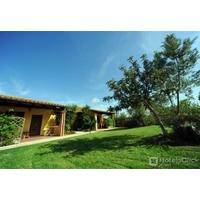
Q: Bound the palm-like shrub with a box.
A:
[82,106,96,131]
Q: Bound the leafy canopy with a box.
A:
[104,34,200,135]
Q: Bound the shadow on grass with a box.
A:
[38,131,200,158]
[38,133,164,157]
[137,134,200,146]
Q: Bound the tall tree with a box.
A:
[161,34,200,115]
[104,55,168,135]
[104,34,200,135]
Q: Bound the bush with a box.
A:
[73,112,84,131]
[65,105,78,133]
[105,117,114,128]
[82,105,96,131]
[115,111,156,128]
[0,114,24,146]
[115,113,127,127]
[160,100,200,129]
[143,113,156,126]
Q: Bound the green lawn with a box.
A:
[0,125,200,168]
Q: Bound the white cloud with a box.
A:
[89,54,115,91]
[90,98,114,111]
[12,80,30,96]
[91,97,101,104]
[98,54,115,79]
[139,32,164,58]
[140,34,155,56]
[91,104,108,111]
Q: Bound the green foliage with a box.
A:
[159,34,200,115]
[105,117,114,128]
[65,105,78,133]
[0,114,24,146]
[158,99,200,131]
[115,112,127,127]
[127,106,156,126]
[143,113,156,126]
[104,34,200,135]
[82,105,96,131]
[104,53,169,135]
[115,110,156,128]
[176,100,200,126]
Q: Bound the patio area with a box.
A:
[0,127,119,151]
[21,135,58,143]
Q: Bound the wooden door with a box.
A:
[29,115,43,136]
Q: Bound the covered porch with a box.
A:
[0,95,66,142]
[91,109,115,130]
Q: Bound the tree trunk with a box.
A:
[176,58,180,116]
[177,91,180,115]
[144,100,168,136]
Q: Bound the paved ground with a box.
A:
[0,128,117,151]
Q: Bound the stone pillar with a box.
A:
[60,109,66,136]
[100,114,103,128]
[94,113,98,131]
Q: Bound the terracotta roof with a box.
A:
[67,107,113,114]
[0,95,114,114]
[90,108,114,114]
[0,94,65,109]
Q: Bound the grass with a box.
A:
[0,125,200,168]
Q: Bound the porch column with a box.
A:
[94,113,98,131]
[60,108,66,136]
[100,114,103,128]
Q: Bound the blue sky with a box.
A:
[0,31,199,109]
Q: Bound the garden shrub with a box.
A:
[82,105,96,131]
[0,113,24,146]
[65,105,78,133]
[73,112,84,131]
[115,111,156,128]
[105,117,114,128]
[143,113,156,126]
[115,113,127,127]
[158,100,200,144]
[160,100,200,130]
